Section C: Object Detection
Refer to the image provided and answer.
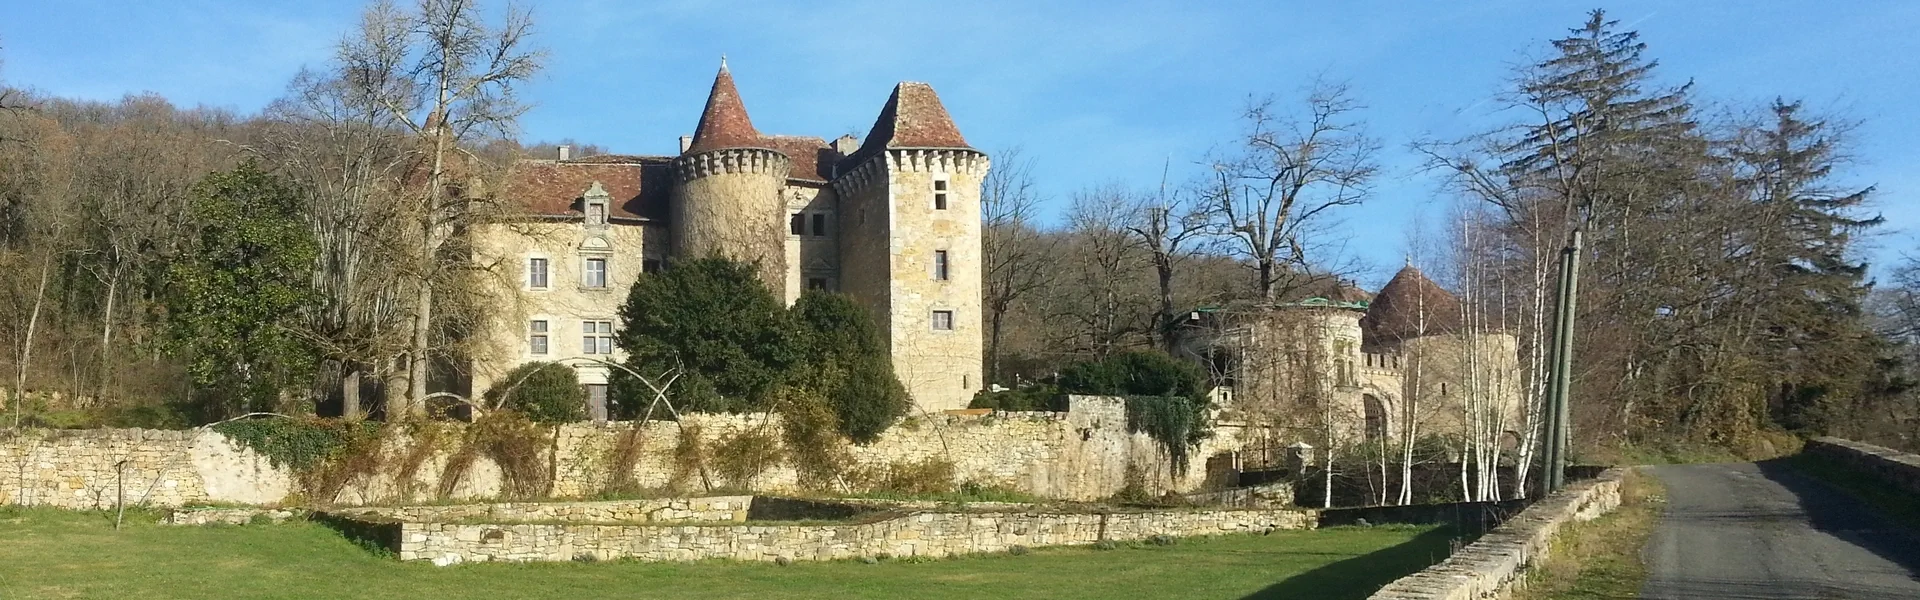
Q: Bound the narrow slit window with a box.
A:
[812,213,828,237]
[528,258,549,289]
[933,179,949,210]
[933,250,950,281]
[528,320,549,355]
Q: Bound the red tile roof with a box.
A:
[1361,266,1463,344]
[685,64,763,154]
[762,135,833,181]
[847,82,972,164]
[504,156,672,221]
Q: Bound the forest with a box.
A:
[0,4,1916,464]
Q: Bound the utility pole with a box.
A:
[1543,230,1583,493]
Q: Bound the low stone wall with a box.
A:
[1365,469,1625,600]
[1804,437,1920,495]
[332,496,754,524]
[164,507,304,526]
[4,396,1249,508]
[393,507,1317,565]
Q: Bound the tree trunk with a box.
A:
[11,254,55,418]
[342,368,362,420]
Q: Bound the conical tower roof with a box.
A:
[1361,266,1462,344]
[847,82,971,163]
[685,60,764,154]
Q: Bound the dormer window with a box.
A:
[932,179,949,210]
[582,181,611,227]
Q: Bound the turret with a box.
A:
[833,82,989,412]
[669,60,792,294]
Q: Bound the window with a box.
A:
[528,320,549,355]
[582,320,613,354]
[585,202,607,225]
[931,310,954,331]
[811,213,828,237]
[790,213,805,235]
[527,258,549,289]
[932,250,950,281]
[807,277,828,291]
[933,179,949,210]
[583,258,607,288]
[643,258,663,274]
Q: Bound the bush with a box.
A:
[483,362,586,423]
[1058,349,1206,399]
[613,256,801,414]
[791,291,910,443]
[969,384,1065,411]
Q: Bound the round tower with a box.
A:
[670,61,792,294]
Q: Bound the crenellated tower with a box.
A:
[670,61,793,295]
[833,82,990,412]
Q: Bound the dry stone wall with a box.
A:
[1804,437,1920,495]
[395,506,1316,564]
[1365,469,1626,600]
[3,396,1244,508]
[333,496,753,524]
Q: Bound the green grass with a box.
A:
[1779,453,1920,531]
[0,507,1454,600]
[1513,470,1664,600]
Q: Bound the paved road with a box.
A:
[1641,462,1920,599]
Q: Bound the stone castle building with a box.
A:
[465,62,987,416]
[1174,267,1525,450]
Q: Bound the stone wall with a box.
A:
[332,496,754,524]
[1804,437,1920,495]
[2,396,1243,508]
[393,506,1316,564]
[1,428,289,509]
[1365,468,1625,600]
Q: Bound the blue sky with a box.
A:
[2,0,1915,287]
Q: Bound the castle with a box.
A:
[1174,267,1525,452]
[465,62,987,417]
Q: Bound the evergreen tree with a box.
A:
[789,290,910,443]
[611,257,799,414]
[162,162,319,420]
[484,361,587,423]
[1735,100,1882,431]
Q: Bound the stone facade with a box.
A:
[1366,469,1625,600]
[466,63,987,415]
[1804,437,1920,495]
[2,397,1244,508]
[1173,268,1525,453]
[390,505,1315,565]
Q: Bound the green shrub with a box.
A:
[1058,349,1206,399]
[484,362,586,423]
[969,384,1065,411]
[211,417,379,472]
[791,291,910,443]
[613,256,801,415]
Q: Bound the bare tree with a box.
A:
[1059,185,1152,357]
[980,148,1057,384]
[333,0,541,418]
[1203,82,1377,302]
[1125,161,1213,351]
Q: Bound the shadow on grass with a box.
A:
[1239,526,1463,600]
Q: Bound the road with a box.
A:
[1641,462,1920,599]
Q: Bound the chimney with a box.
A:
[557,145,572,161]
[831,134,859,157]
[679,136,694,154]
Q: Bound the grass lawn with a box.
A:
[0,507,1455,600]
[1511,469,1664,600]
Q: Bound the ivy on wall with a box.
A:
[211,418,379,472]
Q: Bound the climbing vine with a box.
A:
[1123,395,1208,475]
[211,417,379,472]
